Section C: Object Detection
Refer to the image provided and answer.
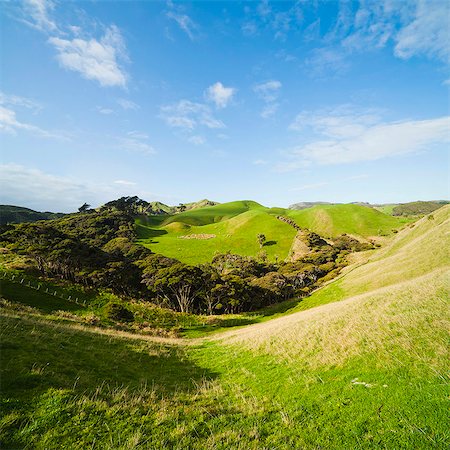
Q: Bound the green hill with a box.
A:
[136,202,410,264]
[286,204,405,238]
[0,205,65,225]
[1,206,448,448]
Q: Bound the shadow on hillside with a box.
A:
[1,315,217,402]
[254,297,303,317]
[0,280,88,314]
[136,224,168,240]
[263,240,277,247]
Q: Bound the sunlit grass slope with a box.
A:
[1,207,448,448]
[286,203,407,237]
[136,202,408,265]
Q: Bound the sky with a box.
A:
[0,0,449,212]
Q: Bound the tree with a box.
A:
[78,203,91,213]
[143,263,204,313]
[257,233,266,248]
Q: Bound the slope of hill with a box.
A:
[2,206,448,448]
[220,204,450,351]
[286,204,405,238]
[0,205,65,225]
[136,202,409,264]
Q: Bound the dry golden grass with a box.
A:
[216,206,450,370]
[220,269,449,370]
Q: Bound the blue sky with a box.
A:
[1,0,449,212]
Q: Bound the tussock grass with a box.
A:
[220,269,449,370]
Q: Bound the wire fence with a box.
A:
[0,271,88,307]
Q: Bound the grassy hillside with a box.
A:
[136,201,409,264]
[286,203,406,238]
[0,205,65,225]
[1,207,448,448]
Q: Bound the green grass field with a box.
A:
[1,205,448,448]
[136,201,409,265]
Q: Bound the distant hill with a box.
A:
[0,205,65,225]
[391,200,449,216]
[136,201,410,264]
[147,199,220,215]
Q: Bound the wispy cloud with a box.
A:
[97,106,114,115]
[394,1,449,64]
[188,135,205,145]
[205,82,236,109]
[254,80,282,118]
[303,1,449,78]
[160,100,225,131]
[252,159,269,166]
[0,163,95,212]
[0,164,156,212]
[166,11,198,41]
[0,92,42,112]
[21,0,58,33]
[304,47,349,78]
[254,80,282,102]
[280,106,450,169]
[48,25,128,88]
[242,1,303,41]
[117,98,139,110]
[0,94,66,139]
[114,179,137,186]
[117,131,156,155]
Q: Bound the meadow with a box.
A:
[1,205,448,448]
[136,201,409,265]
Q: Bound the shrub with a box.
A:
[104,301,134,322]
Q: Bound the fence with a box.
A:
[0,271,88,307]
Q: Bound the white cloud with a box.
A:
[0,92,42,112]
[394,1,449,64]
[97,106,114,115]
[114,179,137,186]
[253,159,269,166]
[188,135,205,145]
[261,103,279,119]
[117,98,139,110]
[254,80,281,119]
[127,131,149,140]
[304,47,349,77]
[166,12,198,40]
[205,82,236,109]
[117,132,156,155]
[0,105,65,139]
[48,25,128,88]
[254,80,282,102]
[282,107,450,169]
[22,0,58,32]
[160,100,225,130]
[319,0,450,75]
[0,164,155,212]
[0,164,96,212]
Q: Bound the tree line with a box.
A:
[0,203,371,315]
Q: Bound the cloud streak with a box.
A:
[160,100,225,131]
[0,95,66,140]
[280,107,450,170]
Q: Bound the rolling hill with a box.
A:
[1,205,448,448]
[0,205,65,225]
[136,201,410,264]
